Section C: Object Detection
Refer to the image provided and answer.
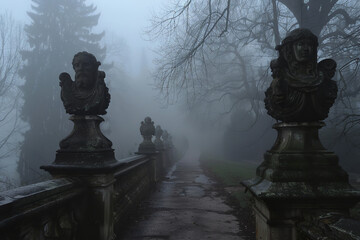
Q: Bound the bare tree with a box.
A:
[0,13,25,161]
[149,0,360,165]
[149,0,360,111]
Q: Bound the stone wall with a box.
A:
[113,155,154,237]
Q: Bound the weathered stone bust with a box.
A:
[264,28,337,122]
[138,117,156,153]
[242,29,360,240]
[53,52,115,164]
[59,51,110,115]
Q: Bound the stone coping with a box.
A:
[41,154,156,174]
[0,178,83,228]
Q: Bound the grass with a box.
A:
[199,154,257,185]
[199,153,257,208]
[200,154,360,221]
[199,153,257,238]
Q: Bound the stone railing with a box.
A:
[0,148,175,240]
[0,178,85,239]
[113,155,154,237]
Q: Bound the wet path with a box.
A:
[123,150,243,240]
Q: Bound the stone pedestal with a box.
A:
[41,164,120,240]
[242,122,360,240]
[41,115,120,240]
[55,115,116,164]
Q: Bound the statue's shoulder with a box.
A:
[318,59,337,80]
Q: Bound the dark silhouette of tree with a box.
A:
[18,0,106,184]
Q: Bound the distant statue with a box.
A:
[162,130,170,149]
[59,51,110,115]
[264,28,337,122]
[154,125,164,151]
[138,116,156,153]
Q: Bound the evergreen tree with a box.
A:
[18,0,106,184]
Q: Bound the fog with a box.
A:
[1,0,360,188]
[0,0,224,187]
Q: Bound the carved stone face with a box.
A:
[293,39,314,62]
[73,54,97,90]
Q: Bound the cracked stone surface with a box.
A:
[122,149,243,240]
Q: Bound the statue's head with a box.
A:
[265,28,338,122]
[145,116,152,124]
[276,28,318,64]
[72,51,101,90]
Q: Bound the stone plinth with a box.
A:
[54,115,116,164]
[242,122,360,240]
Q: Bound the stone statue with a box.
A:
[154,125,164,151]
[138,117,156,153]
[264,28,337,122]
[59,51,110,115]
[54,52,114,163]
[242,29,360,239]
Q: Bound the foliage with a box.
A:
[18,0,106,184]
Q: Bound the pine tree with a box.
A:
[18,0,106,184]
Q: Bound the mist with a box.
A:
[0,0,223,188]
[1,0,360,190]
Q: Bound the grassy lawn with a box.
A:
[199,153,360,221]
[199,153,257,208]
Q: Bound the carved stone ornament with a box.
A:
[59,51,110,115]
[264,28,337,122]
[138,117,156,153]
[154,125,164,151]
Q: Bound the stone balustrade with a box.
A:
[0,52,178,240]
[0,178,84,239]
[0,149,175,239]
